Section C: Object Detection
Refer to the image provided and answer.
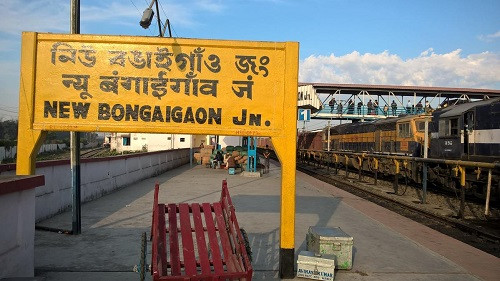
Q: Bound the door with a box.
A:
[463,111,474,157]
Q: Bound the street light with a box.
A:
[139,0,172,37]
[140,8,154,29]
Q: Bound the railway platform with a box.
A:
[33,161,499,281]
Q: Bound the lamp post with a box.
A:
[70,0,81,235]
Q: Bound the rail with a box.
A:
[300,150,500,169]
[298,149,499,217]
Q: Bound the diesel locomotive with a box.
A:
[298,98,500,200]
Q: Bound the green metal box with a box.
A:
[306,226,353,270]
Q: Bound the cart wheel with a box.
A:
[140,231,147,281]
[240,228,252,263]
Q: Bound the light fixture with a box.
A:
[139,0,162,36]
[140,8,154,29]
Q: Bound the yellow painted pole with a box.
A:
[276,41,298,279]
[273,135,296,278]
[485,169,492,216]
[393,159,400,193]
[373,157,379,184]
[357,156,363,180]
[16,32,46,175]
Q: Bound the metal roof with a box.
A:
[439,97,500,118]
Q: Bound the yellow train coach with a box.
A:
[328,115,432,157]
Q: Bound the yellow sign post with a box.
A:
[17,32,298,277]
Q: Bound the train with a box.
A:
[298,97,500,200]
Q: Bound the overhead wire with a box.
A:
[157,0,179,37]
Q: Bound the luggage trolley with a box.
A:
[138,180,253,280]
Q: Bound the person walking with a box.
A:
[383,104,389,116]
[357,101,363,115]
[348,100,354,114]
[406,100,412,114]
[425,101,433,113]
[329,98,336,113]
[416,101,423,113]
[337,102,343,115]
[263,145,271,174]
[367,100,373,115]
[391,100,397,116]
[374,100,379,115]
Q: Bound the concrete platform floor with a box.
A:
[34,161,499,280]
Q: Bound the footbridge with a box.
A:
[298,83,500,121]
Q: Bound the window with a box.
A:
[122,137,131,146]
[439,119,448,137]
[439,118,459,137]
[450,118,459,136]
[180,138,185,142]
[416,121,426,132]
[398,123,411,138]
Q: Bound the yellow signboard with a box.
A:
[22,33,297,137]
[17,33,298,266]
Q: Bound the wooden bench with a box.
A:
[151,180,252,280]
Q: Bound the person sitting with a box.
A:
[213,151,224,169]
[226,154,236,170]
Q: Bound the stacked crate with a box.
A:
[232,150,248,166]
[194,147,213,165]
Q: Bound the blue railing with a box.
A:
[320,105,425,117]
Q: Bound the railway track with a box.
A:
[296,160,500,258]
[80,147,107,158]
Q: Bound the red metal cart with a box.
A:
[149,180,253,281]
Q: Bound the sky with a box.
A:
[0,0,499,121]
